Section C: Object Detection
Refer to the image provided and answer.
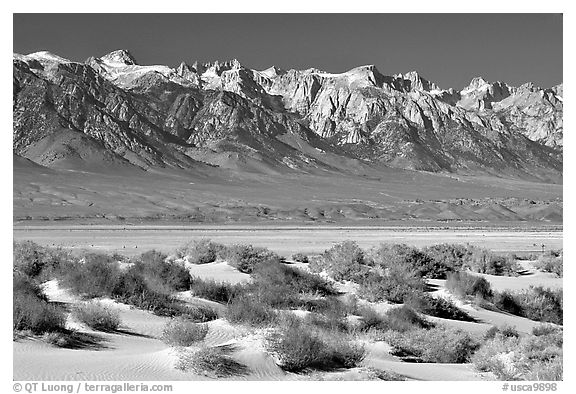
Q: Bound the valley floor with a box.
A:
[13,225,563,257]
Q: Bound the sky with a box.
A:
[13,14,563,89]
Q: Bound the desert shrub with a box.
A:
[358,305,430,332]
[532,324,562,337]
[266,316,365,372]
[445,271,493,300]
[292,253,309,263]
[494,287,562,325]
[493,290,523,315]
[361,367,407,381]
[466,248,519,276]
[383,326,479,363]
[300,295,353,317]
[112,267,214,319]
[534,251,563,277]
[308,241,368,281]
[162,317,209,346]
[175,344,249,377]
[132,250,190,291]
[222,244,283,274]
[177,239,225,264]
[370,243,445,279]
[357,267,425,303]
[225,295,276,326]
[183,305,219,322]
[472,329,562,380]
[422,243,473,275]
[13,240,47,277]
[304,309,349,333]
[513,287,563,325]
[189,276,243,303]
[524,358,562,381]
[13,241,74,279]
[484,325,520,340]
[13,292,66,334]
[253,262,335,297]
[57,252,122,298]
[13,271,46,301]
[325,334,366,368]
[472,334,520,379]
[406,293,474,321]
[72,302,121,331]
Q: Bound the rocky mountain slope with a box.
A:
[13,50,562,182]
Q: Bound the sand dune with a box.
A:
[15,252,561,381]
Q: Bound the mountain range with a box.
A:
[13,49,562,182]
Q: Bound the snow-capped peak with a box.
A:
[21,51,73,64]
[100,49,137,66]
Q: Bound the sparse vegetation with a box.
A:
[382,325,480,363]
[58,252,122,298]
[13,271,66,335]
[266,316,365,372]
[175,344,249,377]
[358,305,431,332]
[422,243,472,276]
[292,253,309,263]
[494,286,562,325]
[72,302,121,331]
[406,293,474,321]
[225,295,277,326]
[131,250,191,291]
[356,267,425,303]
[252,262,335,297]
[472,328,562,380]
[534,251,563,277]
[14,241,73,279]
[369,243,441,278]
[465,248,519,276]
[162,317,209,346]
[309,240,368,281]
[189,276,242,303]
[222,244,283,274]
[445,271,493,300]
[177,239,225,264]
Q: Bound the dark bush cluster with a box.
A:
[175,344,249,378]
[382,325,480,363]
[189,276,242,304]
[13,272,66,334]
[222,244,283,274]
[370,244,439,278]
[309,241,367,281]
[465,248,519,276]
[406,293,475,322]
[130,250,191,292]
[358,305,431,333]
[534,251,563,277]
[494,286,562,325]
[161,317,209,346]
[224,294,277,326]
[14,241,73,279]
[177,239,226,265]
[356,268,426,304]
[266,316,365,372]
[445,271,493,300]
[291,253,309,263]
[472,327,562,380]
[72,302,121,331]
[57,252,122,298]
